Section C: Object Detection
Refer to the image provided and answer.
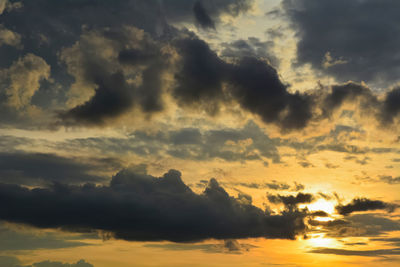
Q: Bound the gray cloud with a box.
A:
[144,239,256,254]
[379,175,400,185]
[282,0,400,87]
[220,37,279,67]
[321,82,378,118]
[0,222,90,251]
[0,168,308,242]
[0,257,93,267]
[315,214,400,238]
[0,0,256,128]
[309,247,400,257]
[267,192,314,208]
[193,1,215,29]
[0,152,117,186]
[336,198,398,216]
[58,121,281,164]
[237,180,304,192]
[173,36,313,130]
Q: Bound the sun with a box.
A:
[306,199,335,215]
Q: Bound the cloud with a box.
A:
[0,152,114,186]
[193,1,215,29]
[2,1,399,131]
[163,0,254,25]
[308,219,348,228]
[282,0,400,87]
[144,239,256,254]
[0,168,308,242]
[322,82,378,118]
[381,87,400,124]
[336,198,398,215]
[59,120,281,163]
[0,257,94,267]
[58,26,169,125]
[60,71,136,125]
[371,238,400,246]
[0,0,255,127]
[237,180,304,191]
[173,36,313,130]
[320,214,400,238]
[0,24,21,47]
[172,36,227,113]
[24,260,93,267]
[0,0,21,15]
[220,37,279,67]
[379,175,400,185]
[0,53,50,110]
[309,247,400,257]
[2,0,400,131]
[0,0,254,65]
[267,192,314,208]
[265,181,290,190]
[0,222,90,251]
[309,211,329,218]
[60,28,311,130]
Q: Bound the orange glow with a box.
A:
[306,199,335,214]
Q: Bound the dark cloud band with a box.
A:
[0,169,307,242]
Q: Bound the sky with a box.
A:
[0,0,400,266]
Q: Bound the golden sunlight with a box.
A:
[306,199,335,215]
[307,235,337,248]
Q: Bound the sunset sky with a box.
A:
[1,0,400,266]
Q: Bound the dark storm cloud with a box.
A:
[228,57,313,130]
[163,0,254,25]
[0,152,113,186]
[0,0,255,128]
[0,169,308,242]
[282,0,400,87]
[60,71,136,125]
[61,28,312,130]
[0,1,170,119]
[322,82,378,117]
[57,26,170,125]
[220,37,279,67]
[193,1,215,29]
[267,192,314,208]
[0,0,254,64]
[381,87,400,124]
[172,36,227,112]
[4,0,400,130]
[173,36,313,130]
[0,0,254,70]
[336,198,398,216]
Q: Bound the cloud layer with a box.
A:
[0,168,309,242]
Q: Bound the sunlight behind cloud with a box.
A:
[306,199,335,214]
[307,235,337,248]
